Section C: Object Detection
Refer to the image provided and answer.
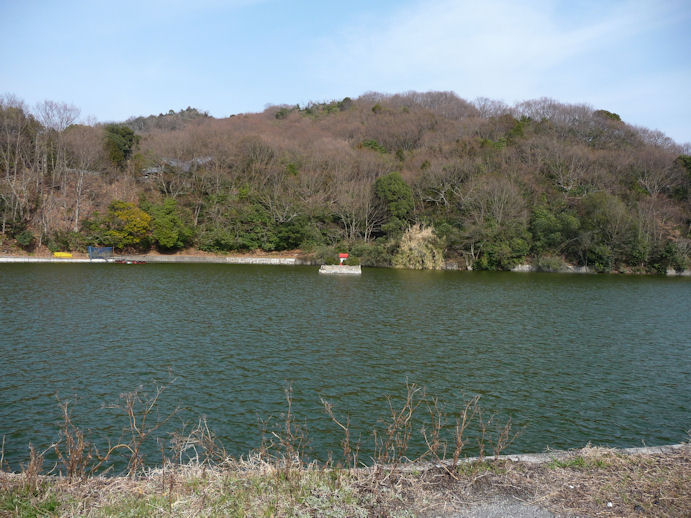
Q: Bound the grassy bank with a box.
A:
[1,445,688,517]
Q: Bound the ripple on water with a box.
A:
[0,265,689,470]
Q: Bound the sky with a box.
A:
[1,0,690,144]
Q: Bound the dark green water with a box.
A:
[1,264,689,470]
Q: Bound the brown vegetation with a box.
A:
[1,445,687,517]
[1,91,689,272]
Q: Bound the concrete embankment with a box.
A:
[510,262,691,276]
[395,443,688,473]
[0,256,94,263]
[120,255,317,265]
[0,255,318,265]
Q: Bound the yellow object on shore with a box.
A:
[53,252,73,258]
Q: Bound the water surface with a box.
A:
[1,264,689,469]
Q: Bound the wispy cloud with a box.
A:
[309,0,690,141]
[2,0,688,141]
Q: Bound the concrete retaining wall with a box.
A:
[0,257,95,263]
[118,255,312,265]
[394,443,688,473]
[509,262,691,276]
[0,255,317,265]
[510,263,594,273]
[666,268,691,276]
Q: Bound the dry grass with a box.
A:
[530,445,690,517]
[1,445,688,517]
[392,225,444,270]
[400,444,691,517]
[1,382,688,516]
[0,458,399,517]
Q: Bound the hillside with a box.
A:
[1,91,689,272]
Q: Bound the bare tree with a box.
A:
[473,97,510,118]
[334,179,385,242]
[631,147,679,198]
[63,124,103,231]
[34,100,80,182]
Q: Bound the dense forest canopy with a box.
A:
[1,91,689,272]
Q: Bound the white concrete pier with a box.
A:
[318,265,362,275]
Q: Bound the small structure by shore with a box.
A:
[318,264,362,275]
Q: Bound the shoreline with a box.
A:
[0,255,315,265]
[0,252,317,266]
[1,253,690,276]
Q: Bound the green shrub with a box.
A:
[296,224,327,251]
[350,240,397,267]
[588,244,613,272]
[148,198,193,251]
[314,246,338,265]
[46,231,85,252]
[198,228,236,252]
[593,109,622,121]
[649,241,687,274]
[361,139,386,153]
[274,107,290,120]
[535,255,568,272]
[474,235,530,271]
[275,218,308,250]
[530,206,580,255]
[82,201,152,251]
[16,230,35,249]
[337,97,353,111]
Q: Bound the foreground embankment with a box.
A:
[1,444,687,517]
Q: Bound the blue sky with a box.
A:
[1,0,690,143]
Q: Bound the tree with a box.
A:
[456,175,529,270]
[148,198,193,251]
[593,109,621,122]
[334,179,384,242]
[374,171,414,235]
[576,192,634,270]
[104,124,139,168]
[541,141,593,195]
[84,201,151,250]
[530,206,580,256]
[0,96,40,236]
[34,100,80,193]
[63,124,103,231]
[631,147,680,198]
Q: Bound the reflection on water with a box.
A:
[0,264,689,469]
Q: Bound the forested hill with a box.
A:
[1,91,689,272]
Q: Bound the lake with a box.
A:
[1,264,689,470]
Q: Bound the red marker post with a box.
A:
[338,253,348,265]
